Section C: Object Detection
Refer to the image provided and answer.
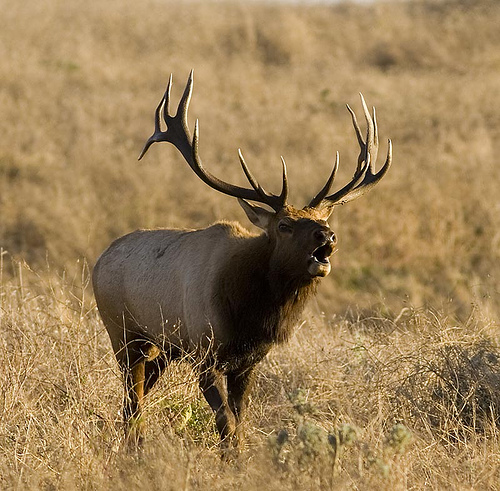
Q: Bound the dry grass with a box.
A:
[2,262,500,489]
[2,0,500,488]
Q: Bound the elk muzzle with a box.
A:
[307,231,336,277]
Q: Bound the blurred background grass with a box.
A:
[2,1,500,488]
[1,0,500,318]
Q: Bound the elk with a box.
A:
[92,71,392,454]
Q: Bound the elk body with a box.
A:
[92,71,392,453]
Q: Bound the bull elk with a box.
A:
[92,71,392,454]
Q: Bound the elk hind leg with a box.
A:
[120,339,159,448]
[144,342,182,395]
[144,354,168,395]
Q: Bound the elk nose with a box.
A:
[314,229,336,244]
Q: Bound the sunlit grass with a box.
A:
[1,0,500,488]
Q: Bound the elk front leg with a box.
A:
[226,367,255,450]
[198,367,237,454]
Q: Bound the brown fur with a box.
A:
[93,206,335,453]
[93,73,390,455]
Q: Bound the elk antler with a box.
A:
[308,94,392,209]
[139,70,288,212]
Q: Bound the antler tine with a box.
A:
[163,73,173,122]
[331,139,392,206]
[176,69,193,129]
[139,71,288,212]
[346,103,365,173]
[138,81,168,160]
[307,152,339,208]
[372,106,379,165]
[360,93,377,173]
[309,94,392,210]
[279,156,289,205]
[236,149,288,211]
[238,149,267,196]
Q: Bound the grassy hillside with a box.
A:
[1,0,500,488]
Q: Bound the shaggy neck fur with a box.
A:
[216,233,318,369]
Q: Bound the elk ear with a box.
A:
[238,198,274,231]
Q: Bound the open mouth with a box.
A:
[311,242,334,265]
[307,242,334,277]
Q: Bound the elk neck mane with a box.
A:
[215,228,319,364]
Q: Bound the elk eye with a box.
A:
[278,221,293,234]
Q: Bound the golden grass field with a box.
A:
[1,0,500,488]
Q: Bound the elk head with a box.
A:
[138,71,392,281]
